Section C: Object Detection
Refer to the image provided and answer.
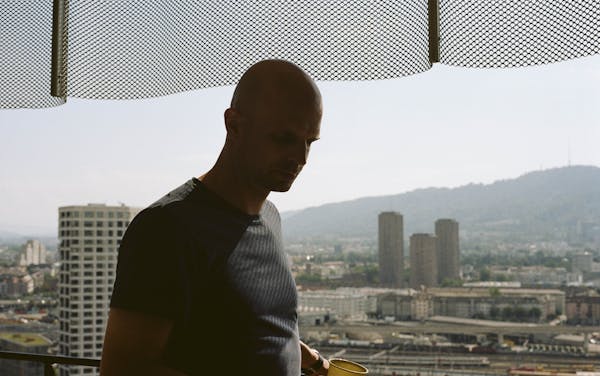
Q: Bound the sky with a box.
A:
[1,55,599,235]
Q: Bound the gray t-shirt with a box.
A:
[228,201,300,373]
[111,178,300,375]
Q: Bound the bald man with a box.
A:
[100,60,328,375]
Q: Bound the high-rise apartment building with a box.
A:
[435,219,460,284]
[58,204,138,376]
[18,239,46,266]
[409,233,438,289]
[378,212,404,288]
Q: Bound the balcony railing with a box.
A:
[0,350,100,375]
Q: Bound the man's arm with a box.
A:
[300,341,329,375]
[100,308,186,376]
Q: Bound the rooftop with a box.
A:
[0,332,52,347]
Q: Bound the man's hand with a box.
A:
[300,341,329,375]
[100,308,187,376]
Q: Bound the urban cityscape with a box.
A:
[0,166,599,375]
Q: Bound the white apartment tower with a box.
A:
[19,239,47,266]
[58,204,138,376]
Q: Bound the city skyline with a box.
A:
[1,55,599,235]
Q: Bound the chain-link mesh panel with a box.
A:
[65,0,430,99]
[439,0,600,68]
[1,0,66,108]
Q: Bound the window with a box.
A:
[84,211,93,218]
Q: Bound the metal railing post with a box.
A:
[51,0,67,97]
[45,362,56,376]
[428,0,440,64]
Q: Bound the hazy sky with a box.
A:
[1,55,599,235]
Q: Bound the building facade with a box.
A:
[58,204,138,376]
[435,219,459,284]
[378,212,404,288]
[298,288,377,321]
[409,233,438,289]
[566,294,600,325]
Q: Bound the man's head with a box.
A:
[224,59,322,193]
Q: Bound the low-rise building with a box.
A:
[0,273,35,297]
[565,292,600,325]
[489,266,581,286]
[0,332,52,376]
[375,287,565,322]
[299,288,380,320]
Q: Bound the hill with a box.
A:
[282,165,600,245]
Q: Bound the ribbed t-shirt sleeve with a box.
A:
[110,207,186,320]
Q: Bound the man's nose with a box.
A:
[291,141,308,166]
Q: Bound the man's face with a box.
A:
[236,97,321,193]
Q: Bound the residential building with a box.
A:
[58,204,138,376]
[409,233,437,288]
[571,252,593,273]
[435,219,459,283]
[376,287,565,322]
[298,288,380,321]
[0,269,34,297]
[489,266,582,286]
[566,292,600,325]
[19,240,47,266]
[378,212,404,288]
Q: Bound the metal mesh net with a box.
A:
[0,0,66,108]
[1,0,599,109]
[1,0,430,108]
[439,0,600,68]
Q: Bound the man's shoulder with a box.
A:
[261,200,281,226]
[148,178,198,211]
[124,179,200,237]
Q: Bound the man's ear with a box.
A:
[224,108,242,141]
